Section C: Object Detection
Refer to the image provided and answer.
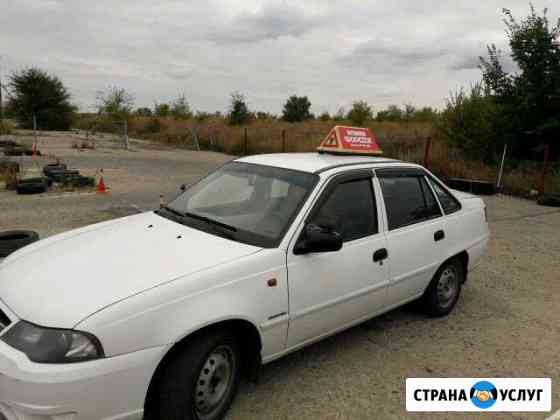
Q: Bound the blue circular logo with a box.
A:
[470,381,498,409]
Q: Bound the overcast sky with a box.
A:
[1,0,558,114]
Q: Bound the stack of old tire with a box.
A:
[2,144,40,157]
[0,231,40,259]
[43,163,95,189]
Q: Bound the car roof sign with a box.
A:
[317,125,383,156]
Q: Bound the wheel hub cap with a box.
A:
[194,346,234,419]
[437,267,458,308]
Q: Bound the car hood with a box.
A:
[0,212,261,327]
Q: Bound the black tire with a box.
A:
[0,230,39,257]
[43,163,67,176]
[146,329,241,420]
[537,193,560,207]
[46,169,79,182]
[420,258,464,317]
[16,178,48,195]
[0,140,17,148]
[62,175,95,188]
[3,148,25,157]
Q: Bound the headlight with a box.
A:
[1,321,104,363]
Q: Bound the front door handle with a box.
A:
[373,248,388,263]
[434,230,445,242]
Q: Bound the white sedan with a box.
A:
[0,153,489,420]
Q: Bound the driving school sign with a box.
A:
[317,125,383,155]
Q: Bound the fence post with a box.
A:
[423,137,432,168]
[539,144,550,194]
[33,114,38,144]
[282,129,286,153]
[123,120,129,150]
[244,127,248,155]
[496,143,507,191]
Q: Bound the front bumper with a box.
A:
[0,340,167,420]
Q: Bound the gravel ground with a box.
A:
[1,132,559,420]
[0,131,232,236]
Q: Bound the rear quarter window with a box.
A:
[427,177,462,214]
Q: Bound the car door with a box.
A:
[286,170,390,349]
[375,168,446,305]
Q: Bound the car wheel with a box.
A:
[421,258,463,317]
[147,329,241,420]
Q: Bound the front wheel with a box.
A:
[146,330,241,420]
[420,258,464,317]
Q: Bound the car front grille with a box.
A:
[0,308,10,333]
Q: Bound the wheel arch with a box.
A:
[144,318,262,413]
[454,250,469,282]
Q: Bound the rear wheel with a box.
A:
[421,258,463,317]
[146,330,241,420]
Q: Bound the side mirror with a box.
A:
[294,224,343,255]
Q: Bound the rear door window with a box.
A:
[379,175,442,230]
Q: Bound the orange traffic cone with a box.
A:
[97,174,107,193]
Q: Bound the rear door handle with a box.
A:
[373,248,388,263]
[434,230,445,242]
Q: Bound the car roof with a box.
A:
[236,153,400,174]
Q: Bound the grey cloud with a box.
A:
[350,41,450,65]
[208,2,321,43]
[451,56,481,71]
[1,0,557,114]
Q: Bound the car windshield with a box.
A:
[160,162,318,248]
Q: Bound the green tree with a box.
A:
[347,100,373,125]
[376,105,403,121]
[171,94,193,119]
[478,5,560,157]
[228,92,251,125]
[96,87,134,118]
[7,67,76,130]
[135,107,153,117]
[195,111,213,122]
[439,84,501,161]
[282,95,312,122]
[413,106,439,122]
[154,102,171,117]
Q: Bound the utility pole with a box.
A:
[0,56,4,127]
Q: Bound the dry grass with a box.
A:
[74,115,559,196]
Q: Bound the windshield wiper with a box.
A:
[160,205,186,218]
[184,212,238,232]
